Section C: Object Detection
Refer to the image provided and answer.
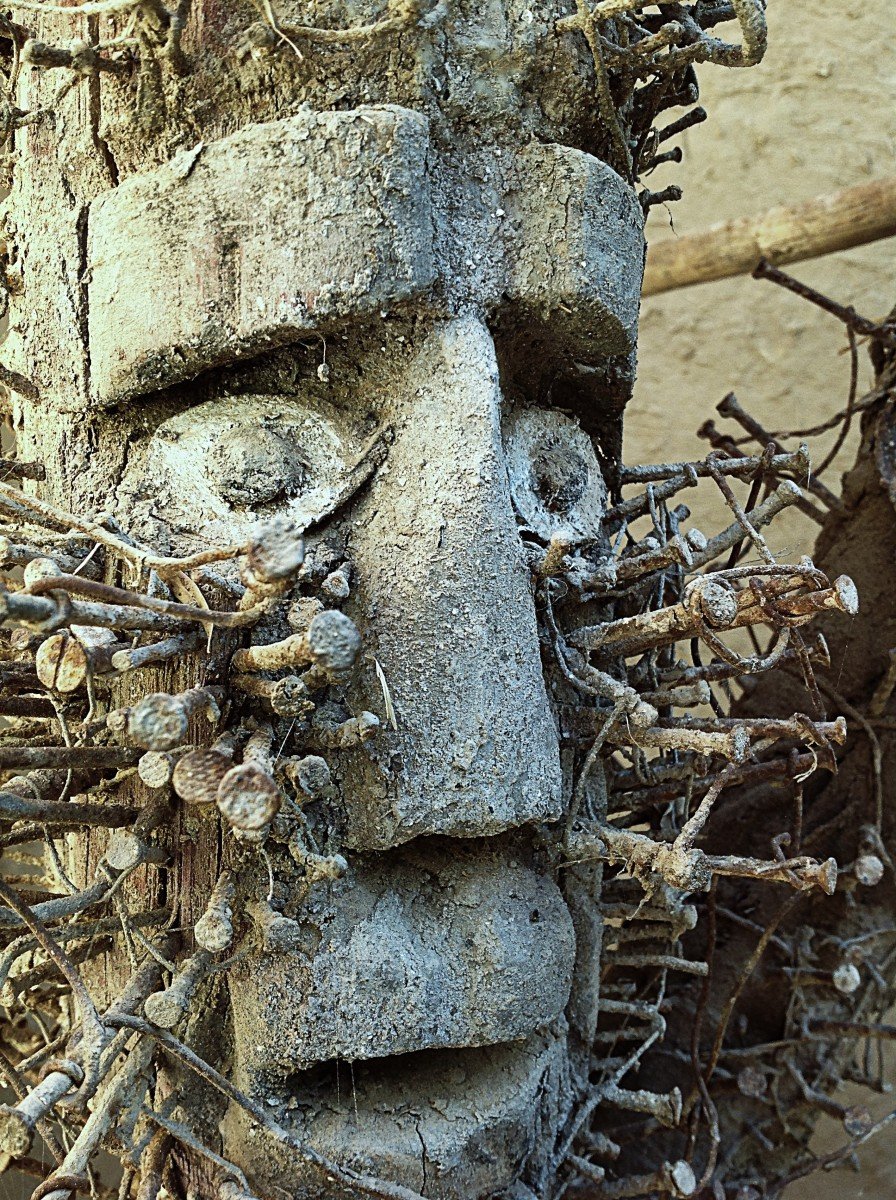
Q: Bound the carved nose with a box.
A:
[340,316,563,848]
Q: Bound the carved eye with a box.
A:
[207,424,307,508]
[529,438,589,516]
[503,407,606,541]
[121,395,358,549]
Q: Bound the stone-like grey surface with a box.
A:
[114,393,372,554]
[339,316,564,848]
[503,406,608,542]
[505,141,644,359]
[226,1033,572,1200]
[85,108,644,408]
[87,105,434,403]
[230,841,576,1078]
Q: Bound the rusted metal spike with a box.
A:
[127,687,222,751]
[35,628,125,692]
[195,872,236,953]
[0,1063,83,1156]
[144,951,212,1028]
[110,629,204,673]
[618,447,809,486]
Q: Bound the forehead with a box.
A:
[86,106,642,409]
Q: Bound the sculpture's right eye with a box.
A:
[119,393,365,551]
[207,424,307,508]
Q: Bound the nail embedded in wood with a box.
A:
[172,747,233,806]
[0,745,140,770]
[832,963,862,995]
[568,825,837,896]
[279,754,332,799]
[705,852,838,895]
[110,629,204,673]
[243,516,305,588]
[854,854,885,886]
[144,950,212,1028]
[0,1060,84,1156]
[616,529,708,581]
[571,563,853,660]
[247,898,308,954]
[637,682,712,708]
[231,610,362,680]
[104,831,170,874]
[607,721,749,762]
[774,575,859,618]
[0,584,189,635]
[311,709,379,749]
[216,725,281,835]
[607,952,708,977]
[35,627,124,692]
[618,447,809,487]
[127,687,222,751]
[666,714,846,748]
[138,749,190,790]
[287,595,324,632]
[601,1084,682,1129]
[570,576,737,658]
[0,789,140,828]
[216,764,281,834]
[321,566,351,601]
[231,673,315,718]
[194,872,236,953]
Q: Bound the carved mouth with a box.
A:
[228,1033,572,1200]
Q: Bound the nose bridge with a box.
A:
[342,314,563,848]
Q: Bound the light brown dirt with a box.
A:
[631,0,896,552]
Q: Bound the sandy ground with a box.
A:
[631,0,896,552]
[628,2,896,1195]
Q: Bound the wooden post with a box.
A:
[643,177,896,296]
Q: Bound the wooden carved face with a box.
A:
[87,99,643,1196]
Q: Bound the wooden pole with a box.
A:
[642,176,896,297]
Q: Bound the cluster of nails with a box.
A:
[0,0,760,206]
[532,432,871,1199]
[0,473,400,1200]
[555,0,767,200]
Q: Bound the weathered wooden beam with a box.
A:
[643,177,896,296]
